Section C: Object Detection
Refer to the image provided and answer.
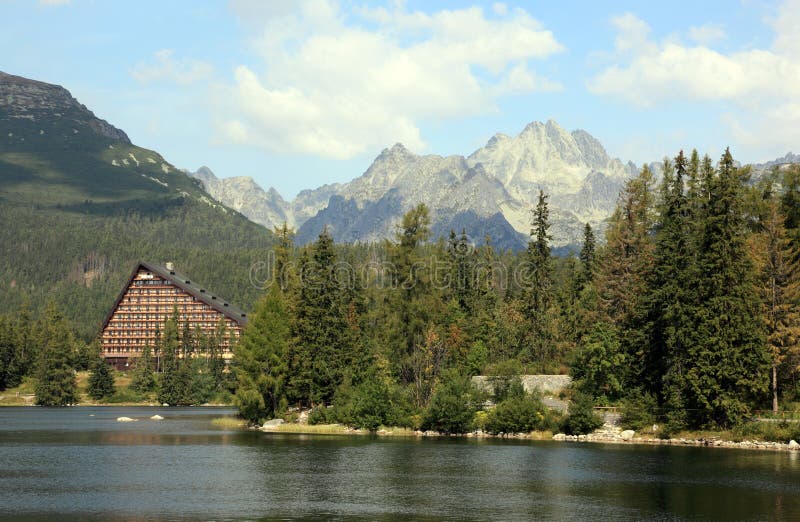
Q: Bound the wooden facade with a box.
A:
[100,262,247,369]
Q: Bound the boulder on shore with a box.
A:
[621,430,635,441]
[150,415,164,421]
[116,417,136,422]
[789,440,799,449]
[262,419,285,429]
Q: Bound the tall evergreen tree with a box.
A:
[35,302,78,406]
[523,190,554,365]
[235,282,291,423]
[387,204,435,382]
[578,222,597,288]
[87,353,115,400]
[130,344,156,393]
[752,197,800,413]
[683,149,770,427]
[290,228,352,405]
[0,316,20,390]
[646,153,694,413]
[157,308,189,405]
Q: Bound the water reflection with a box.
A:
[1,408,799,521]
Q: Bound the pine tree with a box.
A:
[387,204,436,382]
[157,308,189,405]
[578,222,597,288]
[235,283,291,423]
[684,149,770,427]
[523,190,554,366]
[289,228,352,405]
[752,197,800,413]
[87,354,115,400]
[646,153,695,411]
[0,316,19,390]
[130,344,156,393]
[35,302,78,406]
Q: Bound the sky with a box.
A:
[2,0,798,198]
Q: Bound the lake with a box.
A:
[1,407,799,521]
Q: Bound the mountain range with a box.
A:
[192,121,638,250]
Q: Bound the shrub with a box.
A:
[235,388,265,425]
[619,391,658,431]
[485,386,560,434]
[561,392,603,435]
[422,370,481,434]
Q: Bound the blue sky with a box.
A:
[2,0,797,198]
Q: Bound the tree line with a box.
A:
[234,149,800,432]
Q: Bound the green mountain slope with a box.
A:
[0,71,273,338]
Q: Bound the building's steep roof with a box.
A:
[100,261,249,332]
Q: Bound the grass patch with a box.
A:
[211,417,247,428]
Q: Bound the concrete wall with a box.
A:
[471,375,572,396]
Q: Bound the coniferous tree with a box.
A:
[578,222,597,288]
[235,283,291,423]
[87,354,115,400]
[35,302,78,406]
[524,190,554,366]
[752,197,800,413]
[290,228,351,405]
[130,344,156,393]
[157,309,188,405]
[388,204,435,382]
[646,153,695,412]
[0,316,20,390]
[683,149,770,427]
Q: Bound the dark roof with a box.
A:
[100,261,249,332]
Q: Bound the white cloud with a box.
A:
[219,1,564,159]
[588,1,800,158]
[687,24,726,46]
[131,50,214,86]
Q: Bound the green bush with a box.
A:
[421,370,481,434]
[561,392,603,435]
[485,388,559,434]
[103,387,144,404]
[235,388,265,425]
[619,391,658,431]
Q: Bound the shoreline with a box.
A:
[258,422,800,453]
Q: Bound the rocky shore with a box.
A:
[551,425,800,452]
[260,420,800,452]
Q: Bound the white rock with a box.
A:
[116,417,136,422]
[162,403,169,407]
[621,430,635,441]
[262,418,285,428]
[789,440,799,449]
[150,415,164,420]
[552,433,567,441]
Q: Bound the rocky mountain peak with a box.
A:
[0,71,130,143]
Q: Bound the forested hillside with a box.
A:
[0,71,274,338]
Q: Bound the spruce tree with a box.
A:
[130,344,156,393]
[87,355,115,400]
[157,309,189,405]
[0,316,19,390]
[387,204,435,382]
[578,222,597,288]
[35,302,78,406]
[523,190,554,365]
[290,228,352,405]
[685,149,770,427]
[646,153,694,412]
[235,283,290,423]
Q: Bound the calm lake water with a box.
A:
[1,407,799,521]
